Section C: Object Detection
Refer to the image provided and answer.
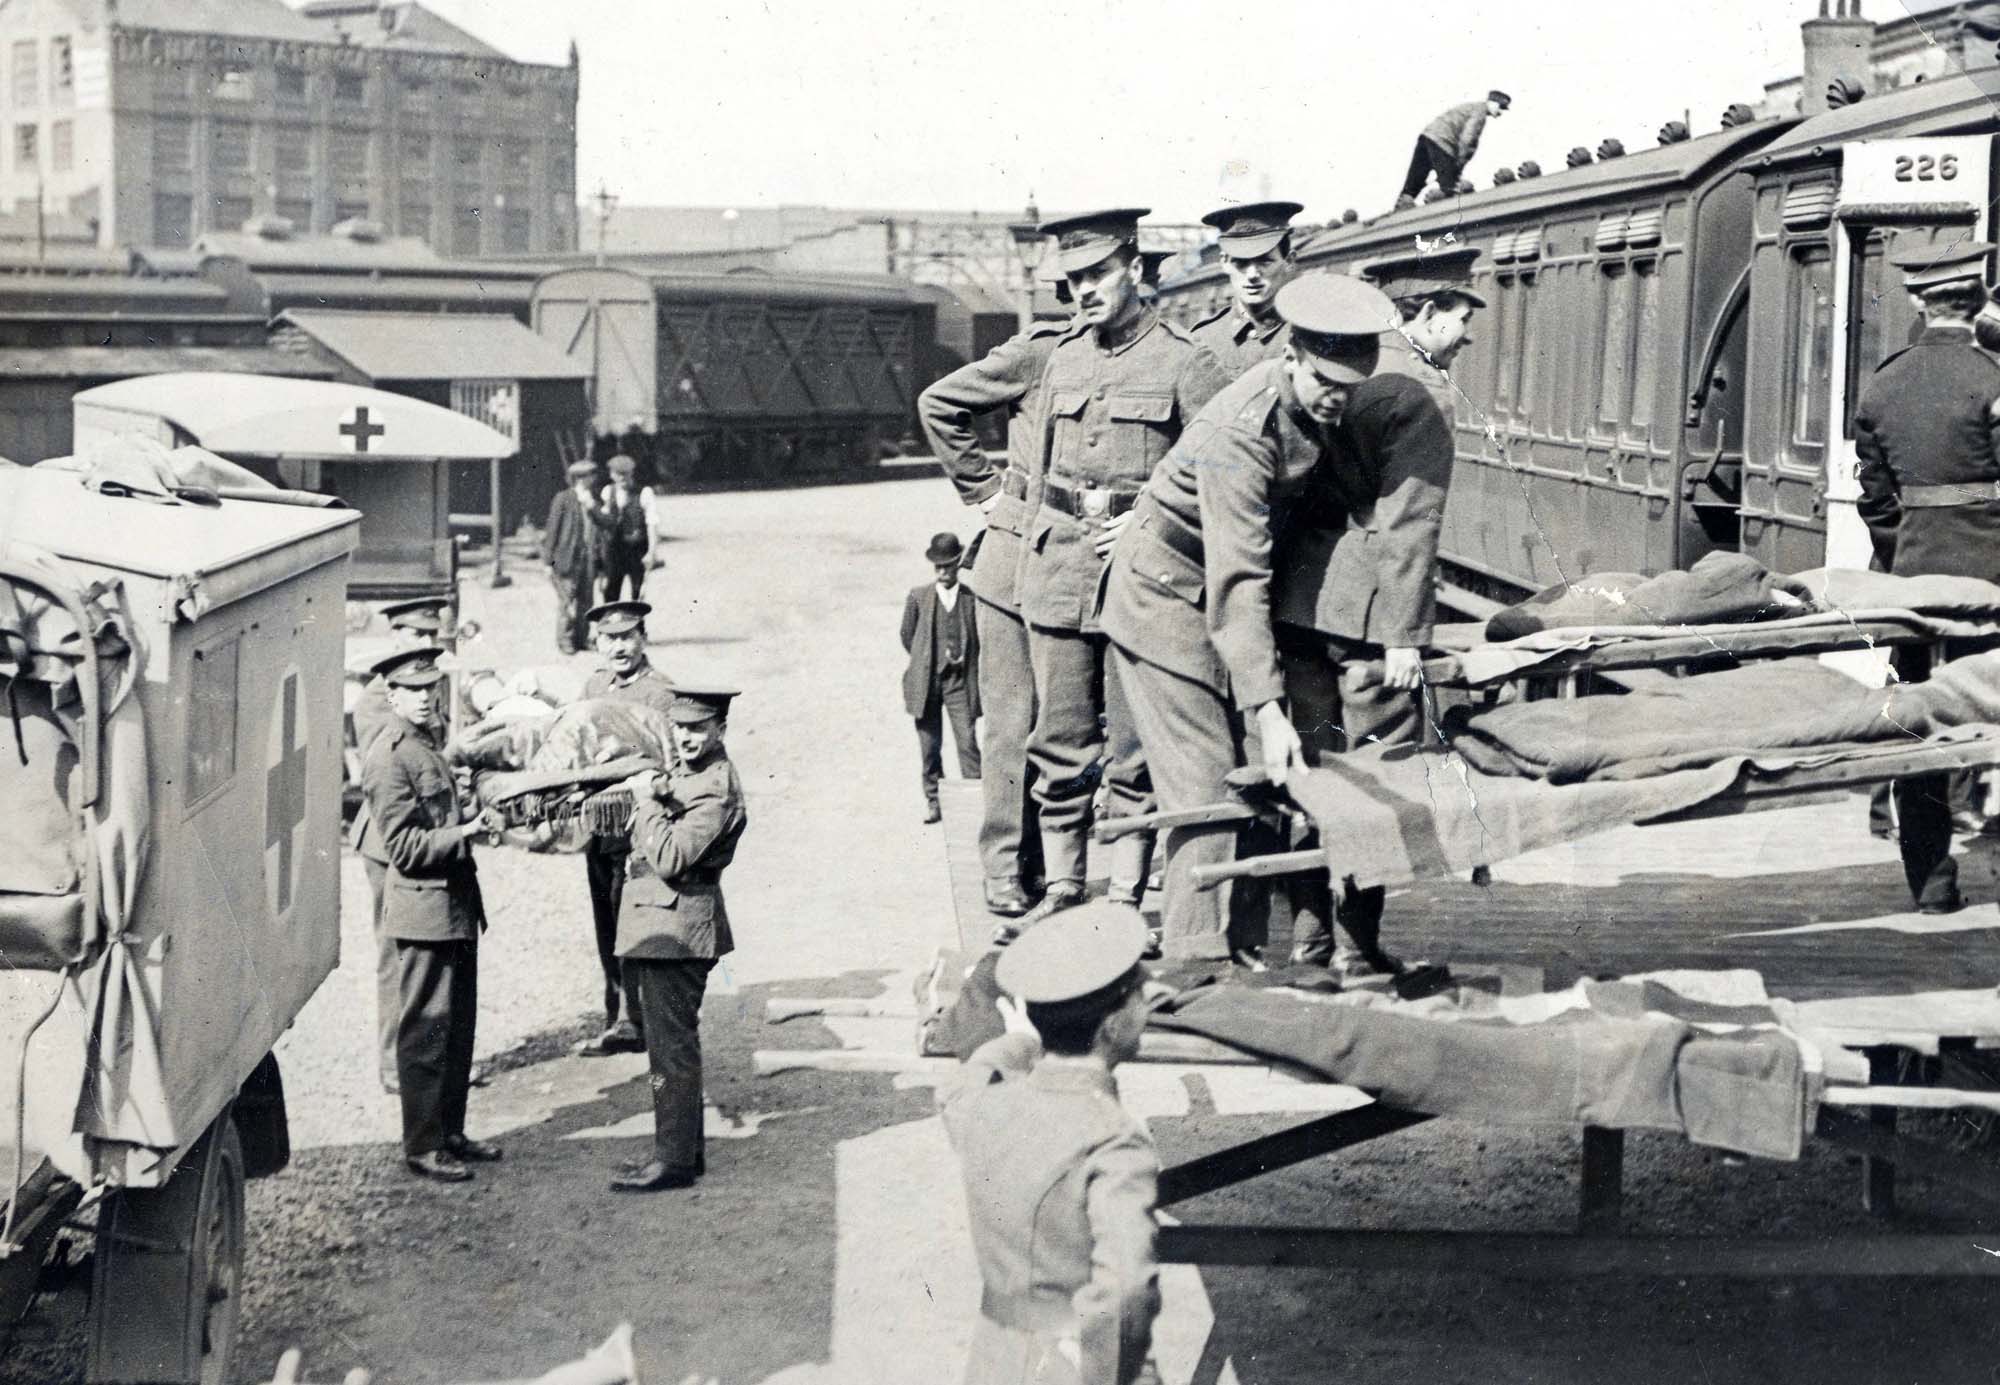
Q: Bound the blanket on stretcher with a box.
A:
[451,698,676,851]
[1151,969,1814,1159]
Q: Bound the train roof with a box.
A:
[1757,73,1998,165]
[534,264,927,309]
[277,309,589,382]
[252,273,536,309]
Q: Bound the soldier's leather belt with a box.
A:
[1042,477,1141,521]
[1902,480,2000,508]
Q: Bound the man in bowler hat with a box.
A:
[543,458,602,654]
[902,532,982,824]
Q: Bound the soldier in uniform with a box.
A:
[1103,275,1396,963]
[609,685,749,1193]
[575,599,680,1055]
[1854,241,2000,915]
[1189,201,1304,379]
[1270,256,1466,974]
[917,304,1072,917]
[349,598,452,1092]
[1357,244,1486,423]
[940,901,1160,1385]
[1014,208,1230,939]
[357,648,505,1183]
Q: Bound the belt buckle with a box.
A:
[1081,487,1110,519]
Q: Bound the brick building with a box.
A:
[0,0,577,254]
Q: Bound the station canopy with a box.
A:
[73,372,517,462]
[277,309,589,383]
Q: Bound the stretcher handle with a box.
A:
[1189,848,1324,890]
[1339,654,1464,693]
[1094,801,1260,841]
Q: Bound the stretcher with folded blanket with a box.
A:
[447,697,677,852]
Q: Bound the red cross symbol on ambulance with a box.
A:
[340,405,387,453]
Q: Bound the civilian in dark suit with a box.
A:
[542,459,601,654]
[902,532,982,824]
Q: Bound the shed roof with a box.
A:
[113,0,323,41]
[277,310,588,382]
[0,347,332,380]
[256,273,536,309]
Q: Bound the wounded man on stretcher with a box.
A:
[451,698,678,851]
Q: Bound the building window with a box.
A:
[397,129,430,166]
[49,37,72,106]
[453,135,480,170]
[333,70,366,105]
[11,41,37,106]
[500,137,530,181]
[154,63,194,100]
[274,124,312,173]
[550,151,573,192]
[213,119,253,171]
[333,198,371,225]
[13,122,36,169]
[451,77,482,111]
[212,66,252,102]
[1788,245,1835,451]
[276,195,313,231]
[276,66,308,103]
[152,115,193,172]
[211,194,253,230]
[329,130,370,179]
[185,634,240,805]
[154,191,193,244]
[452,202,481,255]
[501,205,530,253]
[398,197,431,242]
[50,118,70,171]
[399,77,431,111]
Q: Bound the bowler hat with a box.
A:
[925,532,964,565]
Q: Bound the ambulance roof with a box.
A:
[73,372,517,461]
[0,463,360,599]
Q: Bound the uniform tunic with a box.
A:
[918,324,1068,887]
[940,1034,1161,1385]
[619,751,748,1168]
[1014,308,1228,870]
[359,713,486,1155]
[580,662,679,1028]
[1189,302,1287,381]
[349,673,405,1079]
[1101,360,1328,959]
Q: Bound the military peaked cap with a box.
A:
[588,599,651,634]
[380,598,448,634]
[1039,208,1150,274]
[669,684,738,725]
[371,646,447,688]
[1201,200,1304,260]
[1894,241,1997,292]
[995,901,1148,1008]
[1361,243,1488,309]
[1276,275,1396,383]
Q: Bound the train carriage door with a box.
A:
[1823,136,1993,570]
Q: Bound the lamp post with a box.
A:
[1007,197,1045,334]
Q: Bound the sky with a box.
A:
[400,1,1929,220]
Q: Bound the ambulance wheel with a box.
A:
[87,1114,245,1385]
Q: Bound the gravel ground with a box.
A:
[7,473,2000,1384]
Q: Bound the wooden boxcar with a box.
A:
[531,266,935,487]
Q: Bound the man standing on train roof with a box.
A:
[939,901,1161,1385]
[350,597,453,1095]
[1103,275,1396,963]
[544,458,602,655]
[609,684,748,1193]
[575,599,679,1057]
[1395,90,1510,211]
[917,277,1071,917]
[1191,201,1305,378]
[357,647,506,1183]
[1270,256,1463,976]
[1853,240,2000,916]
[1011,208,1231,944]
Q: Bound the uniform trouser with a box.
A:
[1108,643,1241,962]
[974,598,1041,886]
[917,671,982,808]
[364,860,398,1081]
[553,568,594,653]
[1277,626,1426,960]
[1400,136,1461,202]
[1892,644,1961,908]
[584,842,645,1029]
[395,938,477,1157]
[1026,624,1152,883]
[626,957,715,1171]
[601,550,646,604]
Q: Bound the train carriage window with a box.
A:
[1625,261,1663,440]
[1491,275,1516,410]
[186,634,240,806]
[1842,232,1892,439]
[1595,265,1633,433]
[1514,273,1541,427]
[1788,246,1835,449]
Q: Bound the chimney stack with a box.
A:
[1800,0,1873,116]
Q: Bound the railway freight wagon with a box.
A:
[531,266,936,487]
[1157,75,1998,612]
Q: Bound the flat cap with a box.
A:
[1489,89,1512,108]
[669,683,737,725]
[567,459,601,479]
[1039,207,1150,274]
[371,646,447,689]
[925,531,964,564]
[588,599,651,634]
[995,901,1148,1006]
[1276,274,1396,383]
[1201,200,1304,260]
[1895,240,1997,291]
[380,597,448,633]
[1361,243,1488,309]
[607,453,637,477]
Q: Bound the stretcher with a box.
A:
[1068,619,2000,1283]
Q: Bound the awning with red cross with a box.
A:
[71,372,517,462]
